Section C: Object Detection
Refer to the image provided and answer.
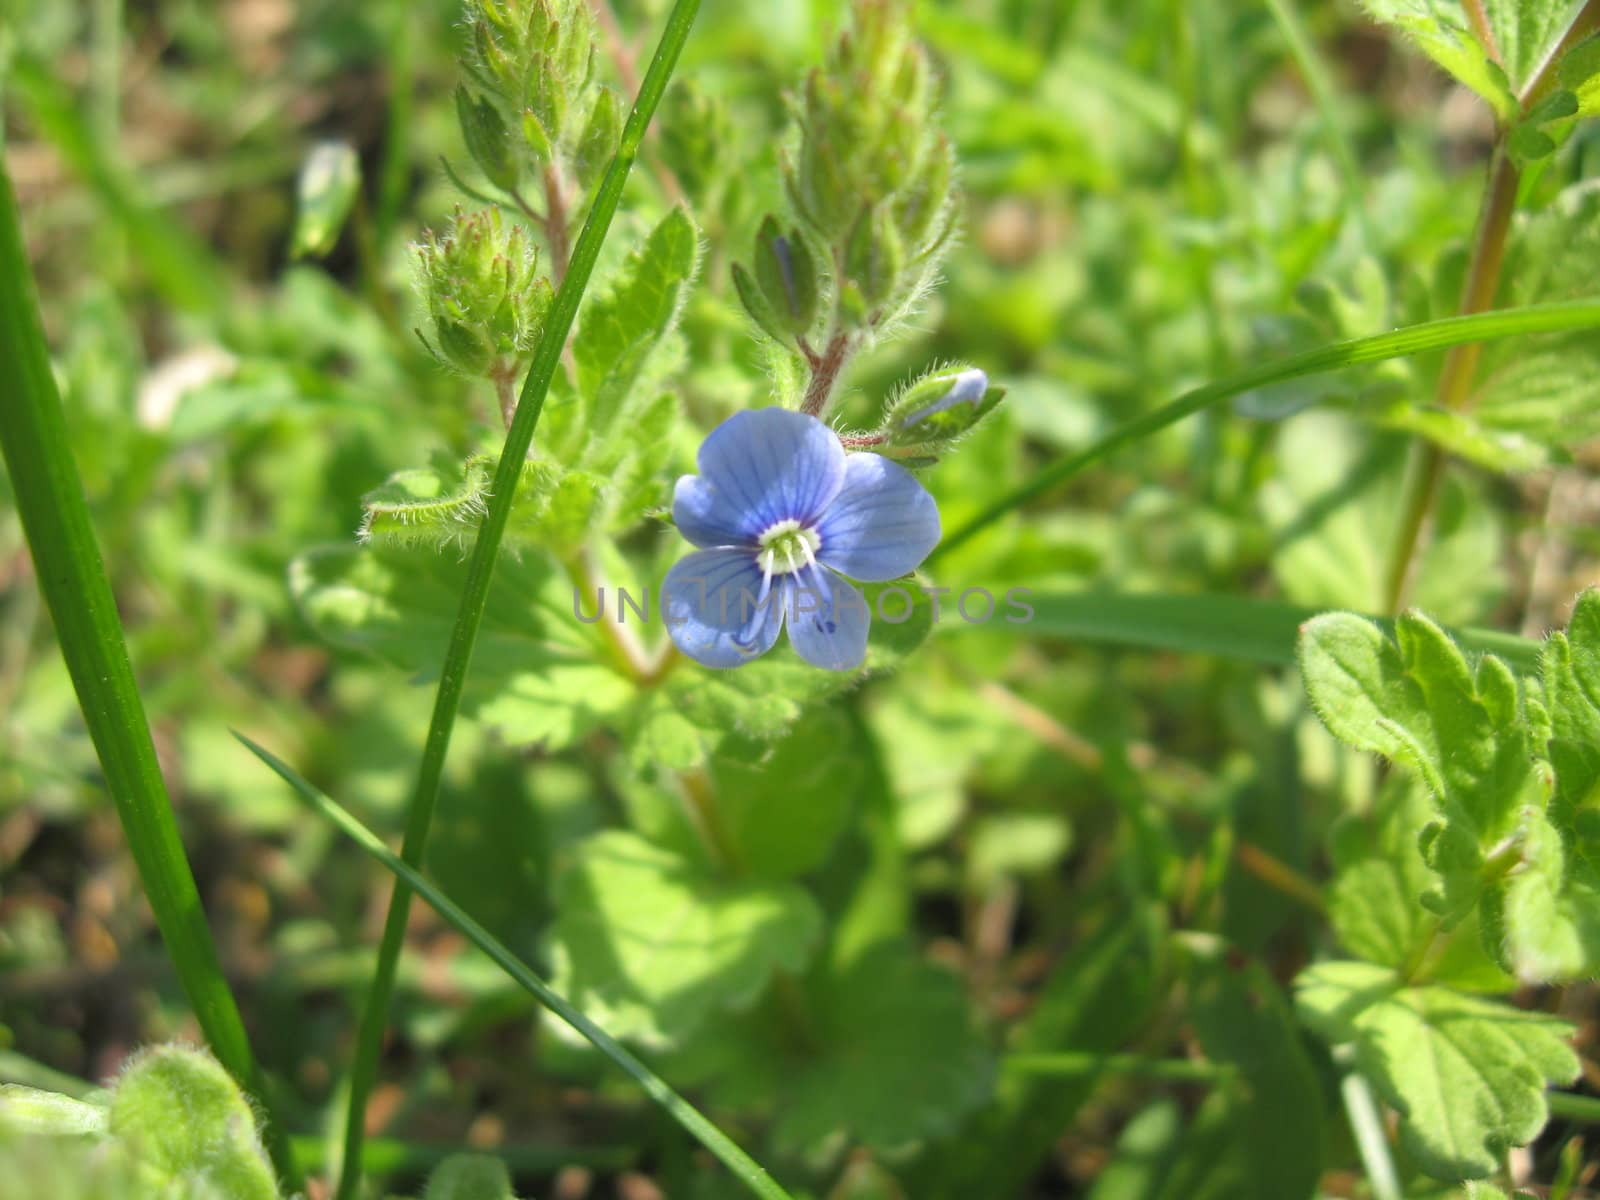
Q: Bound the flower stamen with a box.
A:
[755,518,822,578]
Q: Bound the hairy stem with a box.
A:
[333,4,701,1195]
[543,163,572,282]
[801,329,852,416]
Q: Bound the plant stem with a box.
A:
[1341,1069,1403,1200]
[543,163,572,282]
[332,4,701,1196]
[801,329,853,416]
[1383,149,1520,606]
[1004,1052,1231,1084]
[240,738,797,1200]
[932,301,1600,561]
[1548,1091,1600,1124]
[0,163,298,1187]
[1381,0,1600,610]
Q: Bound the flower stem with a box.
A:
[332,4,701,1196]
[801,329,853,416]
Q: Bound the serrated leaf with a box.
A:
[291,545,632,750]
[774,942,994,1152]
[1485,0,1587,90]
[1299,611,1541,920]
[573,206,701,433]
[1361,1,1517,118]
[1295,961,1577,1180]
[548,830,823,1048]
[1328,775,1513,989]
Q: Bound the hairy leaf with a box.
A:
[1295,961,1577,1180]
[108,1046,279,1200]
[774,942,994,1152]
[548,830,823,1047]
[572,206,701,435]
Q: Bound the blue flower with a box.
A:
[664,407,941,670]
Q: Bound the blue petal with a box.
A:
[695,408,846,532]
[783,567,870,671]
[673,475,754,549]
[663,549,784,669]
[815,453,941,582]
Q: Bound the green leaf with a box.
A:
[424,1153,517,1200]
[238,737,799,1200]
[708,706,864,880]
[548,831,823,1048]
[0,1085,107,1137]
[1557,32,1600,113]
[1358,1,1517,118]
[773,942,994,1152]
[572,206,701,434]
[983,589,1540,671]
[1299,611,1541,920]
[1328,776,1512,989]
[1484,0,1587,91]
[1295,961,1578,1180]
[109,1045,280,1200]
[291,545,634,750]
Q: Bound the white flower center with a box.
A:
[756,518,821,577]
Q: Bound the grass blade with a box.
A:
[933,300,1600,560]
[335,4,701,1195]
[976,591,1541,670]
[238,735,797,1200]
[0,164,297,1186]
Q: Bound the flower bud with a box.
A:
[752,216,821,336]
[456,86,520,191]
[413,207,553,376]
[575,87,622,190]
[883,365,1002,448]
[843,202,904,310]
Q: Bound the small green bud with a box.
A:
[884,366,1000,446]
[457,87,520,191]
[752,216,821,336]
[732,261,792,345]
[424,1152,516,1200]
[289,140,360,260]
[843,202,904,311]
[575,87,622,190]
[894,133,954,251]
[414,207,552,376]
[521,107,554,162]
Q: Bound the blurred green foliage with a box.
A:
[4,0,1600,1197]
